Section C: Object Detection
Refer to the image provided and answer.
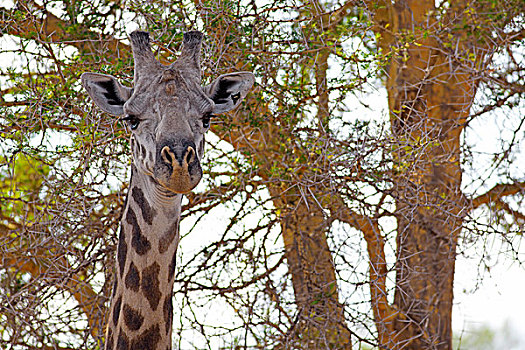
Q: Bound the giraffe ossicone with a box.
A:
[81,30,254,350]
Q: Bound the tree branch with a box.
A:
[323,194,397,341]
[471,182,525,210]
[0,224,106,340]
[312,0,358,32]
[497,200,525,223]
[1,1,129,63]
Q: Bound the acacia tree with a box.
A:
[363,1,525,347]
[1,0,524,349]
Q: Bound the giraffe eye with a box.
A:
[202,114,213,129]
[122,114,141,130]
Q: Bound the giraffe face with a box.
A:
[81,31,254,194]
[122,68,212,193]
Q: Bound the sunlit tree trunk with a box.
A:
[370,1,484,348]
[270,188,352,349]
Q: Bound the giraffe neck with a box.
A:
[106,165,182,350]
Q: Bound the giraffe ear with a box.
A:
[81,73,132,116]
[205,72,255,114]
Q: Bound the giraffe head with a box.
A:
[81,31,254,193]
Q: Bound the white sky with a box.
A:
[1,0,524,348]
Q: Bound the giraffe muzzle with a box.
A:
[154,143,202,193]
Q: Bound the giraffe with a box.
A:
[81,30,254,350]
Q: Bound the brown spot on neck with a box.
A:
[131,186,157,225]
[162,294,173,335]
[116,328,129,350]
[125,262,140,292]
[123,304,145,331]
[168,246,178,281]
[126,207,151,255]
[158,220,179,254]
[117,228,128,277]
[140,262,161,311]
[112,295,123,326]
[131,324,161,350]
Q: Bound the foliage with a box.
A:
[0,0,524,349]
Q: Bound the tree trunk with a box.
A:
[271,188,352,350]
[384,20,477,350]
[365,1,491,347]
[391,167,463,350]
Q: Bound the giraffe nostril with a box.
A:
[161,146,174,165]
[185,147,196,165]
[159,143,197,168]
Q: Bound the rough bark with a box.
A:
[367,1,485,348]
[388,41,472,350]
[271,188,352,349]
